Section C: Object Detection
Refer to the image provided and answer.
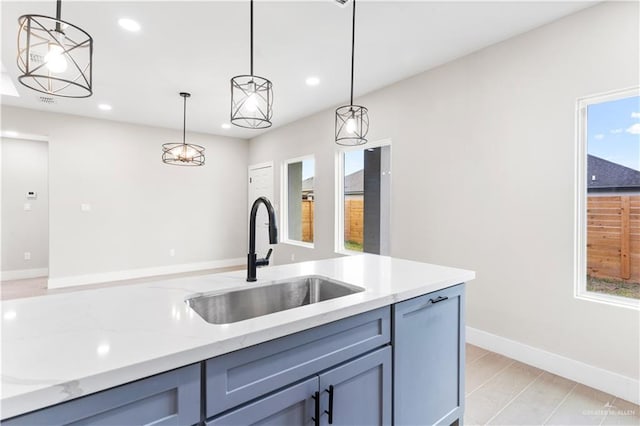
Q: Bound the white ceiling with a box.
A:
[1,0,597,139]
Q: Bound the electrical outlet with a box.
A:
[23,203,31,211]
[81,203,91,212]
[24,252,31,261]
[169,249,175,257]
[291,253,295,261]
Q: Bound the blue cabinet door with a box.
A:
[206,307,390,417]
[3,364,201,426]
[393,284,465,426]
[318,347,392,426]
[207,376,318,426]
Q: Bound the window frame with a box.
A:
[575,87,640,310]
[281,154,315,248]
[334,138,392,256]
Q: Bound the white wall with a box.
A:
[1,106,249,286]
[1,137,49,277]
[248,1,640,394]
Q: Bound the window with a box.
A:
[336,141,391,254]
[576,88,640,307]
[282,156,314,246]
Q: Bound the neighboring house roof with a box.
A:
[302,176,313,192]
[301,169,364,195]
[344,169,363,195]
[588,155,640,191]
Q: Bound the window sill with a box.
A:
[335,249,364,257]
[282,240,315,249]
[575,291,640,310]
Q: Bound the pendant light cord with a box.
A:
[350,0,356,105]
[182,95,187,145]
[55,0,62,32]
[250,0,254,76]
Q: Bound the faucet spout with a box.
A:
[247,196,278,282]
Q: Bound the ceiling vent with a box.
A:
[29,52,44,64]
[38,95,56,105]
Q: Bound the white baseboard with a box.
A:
[47,258,245,289]
[1,268,49,281]
[467,326,639,405]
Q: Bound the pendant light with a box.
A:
[162,92,205,166]
[335,0,369,146]
[17,0,93,98]
[230,0,273,129]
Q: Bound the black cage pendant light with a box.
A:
[162,92,205,166]
[17,0,93,98]
[230,0,273,129]
[335,0,369,146]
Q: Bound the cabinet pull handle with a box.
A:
[311,391,320,426]
[324,385,334,424]
[429,296,448,304]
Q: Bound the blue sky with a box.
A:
[302,158,314,180]
[587,95,640,171]
[344,149,364,176]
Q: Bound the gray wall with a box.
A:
[1,106,249,283]
[248,2,639,380]
[287,162,303,241]
[1,137,49,274]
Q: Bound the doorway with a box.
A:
[248,162,274,260]
[1,136,49,294]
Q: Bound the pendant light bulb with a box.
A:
[45,43,68,73]
[245,91,259,113]
[169,144,197,162]
[345,116,357,134]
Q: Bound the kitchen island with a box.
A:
[1,254,475,425]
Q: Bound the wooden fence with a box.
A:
[587,195,640,282]
[302,200,314,243]
[344,199,364,245]
[300,199,364,245]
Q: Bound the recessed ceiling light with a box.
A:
[305,76,320,86]
[221,123,231,129]
[4,130,19,137]
[98,104,112,111]
[118,18,141,32]
[96,343,110,356]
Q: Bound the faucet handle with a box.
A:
[256,248,273,267]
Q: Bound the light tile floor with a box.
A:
[465,344,640,425]
[2,276,638,425]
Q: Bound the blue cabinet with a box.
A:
[393,284,465,426]
[319,346,391,426]
[208,346,391,426]
[205,307,390,417]
[2,364,201,426]
[207,377,318,426]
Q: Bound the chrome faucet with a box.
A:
[247,196,278,282]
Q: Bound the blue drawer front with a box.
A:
[3,364,201,426]
[393,283,465,426]
[206,306,390,417]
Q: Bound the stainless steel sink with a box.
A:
[186,276,364,324]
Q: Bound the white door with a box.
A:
[248,163,274,258]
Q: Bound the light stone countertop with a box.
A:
[0,254,475,419]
